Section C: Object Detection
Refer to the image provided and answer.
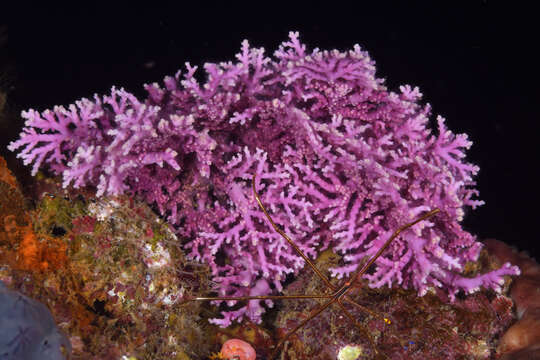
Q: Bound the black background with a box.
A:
[1,2,538,259]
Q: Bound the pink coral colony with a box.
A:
[9,32,519,326]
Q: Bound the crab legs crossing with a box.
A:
[190,174,440,359]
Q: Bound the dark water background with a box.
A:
[1,2,538,260]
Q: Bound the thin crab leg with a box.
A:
[189,174,336,303]
[192,294,333,301]
[252,174,337,292]
[347,208,440,287]
[185,173,439,359]
[269,295,341,359]
[339,208,441,324]
[254,174,440,357]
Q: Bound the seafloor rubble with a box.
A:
[1,155,539,359]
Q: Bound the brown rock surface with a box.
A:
[485,239,540,358]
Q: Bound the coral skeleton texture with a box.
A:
[9,32,519,326]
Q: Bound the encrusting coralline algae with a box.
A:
[9,32,519,328]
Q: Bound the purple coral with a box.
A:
[9,32,519,326]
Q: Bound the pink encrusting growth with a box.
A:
[220,339,256,360]
[9,32,519,326]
